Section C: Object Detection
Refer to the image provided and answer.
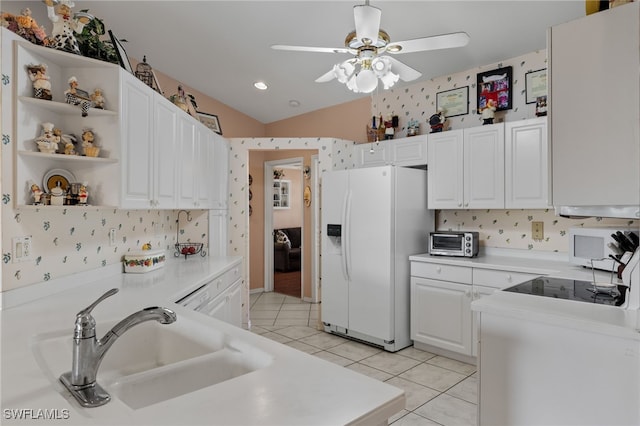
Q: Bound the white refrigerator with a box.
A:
[321,165,434,352]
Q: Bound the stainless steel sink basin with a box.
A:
[32,317,273,409]
[32,317,225,384]
[110,340,273,409]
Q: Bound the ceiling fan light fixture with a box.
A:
[355,68,378,93]
[386,44,402,53]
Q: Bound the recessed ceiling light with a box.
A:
[289,100,300,107]
[254,81,268,90]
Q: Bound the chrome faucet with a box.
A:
[59,288,177,407]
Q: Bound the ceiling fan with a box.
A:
[271,1,470,93]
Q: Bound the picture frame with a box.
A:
[525,68,547,104]
[476,66,513,113]
[198,112,222,135]
[108,30,133,74]
[436,86,469,117]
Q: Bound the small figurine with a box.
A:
[31,183,44,205]
[81,129,100,157]
[429,107,447,133]
[54,128,77,155]
[384,114,397,140]
[65,76,93,116]
[34,122,59,154]
[480,99,497,125]
[406,118,420,137]
[90,88,105,109]
[78,183,88,205]
[169,85,190,114]
[535,96,547,117]
[44,0,91,55]
[26,64,52,100]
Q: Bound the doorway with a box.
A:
[264,159,304,298]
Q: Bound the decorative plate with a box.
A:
[43,168,76,193]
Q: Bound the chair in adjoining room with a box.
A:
[273,227,301,272]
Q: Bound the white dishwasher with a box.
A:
[175,265,243,327]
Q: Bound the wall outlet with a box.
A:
[109,228,116,246]
[532,221,544,241]
[12,236,32,263]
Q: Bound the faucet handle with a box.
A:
[74,288,118,338]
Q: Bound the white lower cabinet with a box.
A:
[206,279,242,327]
[411,277,473,355]
[411,260,541,359]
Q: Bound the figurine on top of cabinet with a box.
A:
[65,76,93,116]
[31,183,44,205]
[26,64,52,100]
[2,8,49,45]
[90,88,105,109]
[406,118,420,137]
[480,98,496,125]
[43,0,91,55]
[429,107,447,133]
[383,114,398,140]
[34,122,59,154]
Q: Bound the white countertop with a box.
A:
[409,248,640,341]
[0,257,404,425]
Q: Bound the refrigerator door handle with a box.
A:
[340,190,349,281]
[344,190,353,281]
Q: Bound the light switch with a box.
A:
[12,236,33,262]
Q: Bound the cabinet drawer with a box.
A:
[473,269,540,289]
[411,262,472,284]
[216,264,242,292]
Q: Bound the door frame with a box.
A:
[263,158,304,294]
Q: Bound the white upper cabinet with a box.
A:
[210,133,229,210]
[463,124,505,209]
[427,129,464,209]
[354,135,427,168]
[550,3,639,207]
[428,124,504,209]
[505,118,550,209]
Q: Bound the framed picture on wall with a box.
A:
[525,68,547,104]
[197,112,222,135]
[436,86,469,117]
[476,66,513,113]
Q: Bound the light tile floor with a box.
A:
[249,292,477,426]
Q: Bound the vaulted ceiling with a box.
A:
[8,1,585,123]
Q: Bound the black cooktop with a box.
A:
[503,277,626,306]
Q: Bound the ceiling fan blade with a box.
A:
[271,44,353,54]
[384,56,422,82]
[387,32,470,54]
[354,4,381,45]
[315,69,336,83]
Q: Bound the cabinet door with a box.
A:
[177,114,197,208]
[226,279,243,327]
[195,125,213,209]
[121,73,154,208]
[505,118,549,208]
[427,130,464,209]
[463,124,504,209]
[355,141,389,168]
[391,135,428,167]
[153,96,178,208]
[211,133,229,209]
[471,284,496,357]
[550,3,639,206]
[411,277,472,355]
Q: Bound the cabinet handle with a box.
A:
[436,266,442,273]
[465,289,472,298]
[506,275,512,282]
[464,203,469,207]
[458,203,462,207]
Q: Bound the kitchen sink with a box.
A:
[32,316,273,409]
[110,340,273,409]
[31,317,226,385]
